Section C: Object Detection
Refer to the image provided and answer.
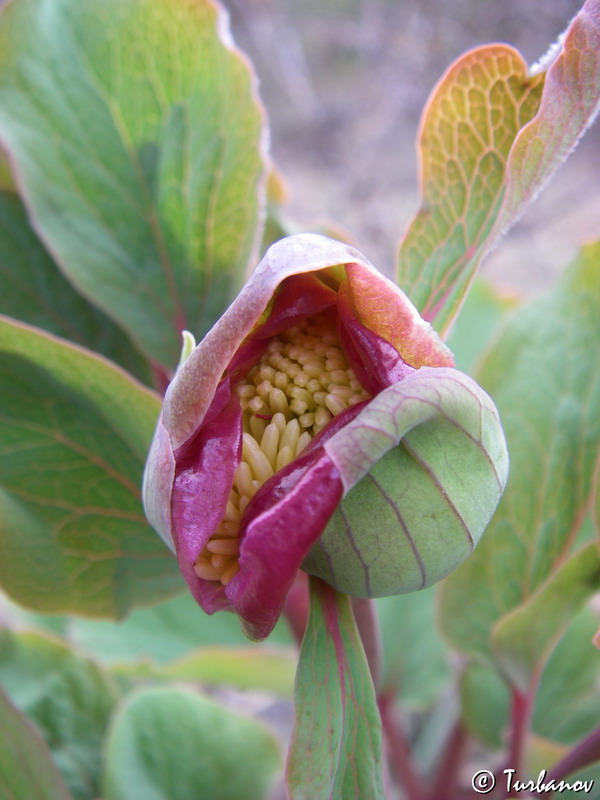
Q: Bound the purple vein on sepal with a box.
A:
[339,504,372,597]
[401,438,475,548]
[366,472,427,589]
[400,384,505,492]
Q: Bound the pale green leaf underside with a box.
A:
[0,188,152,384]
[0,0,267,368]
[397,45,543,332]
[440,243,600,664]
[0,316,183,616]
[492,542,600,691]
[0,689,74,800]
[398,0,600,336]
[0,629,119,800]
[461,607,600,749]
[103,687,281,800]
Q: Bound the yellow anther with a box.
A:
[195,312,371,587]
[243,433,274,483]
[276,445,295,471]
[274,372,289,390]
[325,393,347,416]
[206,538,240,555]
[296,431,312,455]
[256,379,273,397]
[249,415,267,442]
[299,412,315,429]
[248,395,266,414]
[261,422,280,469]
[221,561,240,585]
[280,418,301,452]
[269,388,289,414]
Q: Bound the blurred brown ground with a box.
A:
[226,0,600,295]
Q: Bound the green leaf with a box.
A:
[460,663,510,748]
[444,278,517,375]
[287,577,385,800]
[112,645,295,697]
[0,628,119,800]
[0,188,152,384]
[459,606,600,750]
[66,591,292,664]
[497,0,600,231]
[103,686,281,800]
[0,316,183,616]
[398,1,600,335]
[397,45,543,331]
[0,0,267,369]
[157,647,295,696]
[593,450,600,536]
[0,689,74,800]
[533,606,600,746]
[440,243,600,664]
[492,542,600,691]
[377,587,451,709]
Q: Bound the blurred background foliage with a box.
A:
[1,1,599,798]
[227,0,600,293]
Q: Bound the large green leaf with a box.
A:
[287,577,385,800]
[460,605,600,751]
[377,588,450,709]
[492,542,600,691]
[0,0,267,369]
[111,646,295,697]
[66,591,293,663]
[397,45,542,330]
[162,647,294,694]
[439,243,600,664]
[460,662,510,748]
[0,629,120,800]
[398,0,600,336]
[534,606,600,746]
[444,278,517,375]
[0,316,183,616]
[0,188,152,384]
[102,687,281,800]
[0,689,74,800]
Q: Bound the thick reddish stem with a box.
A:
[351,596,382,688]
[428,722,468,800]
[537,726,600,793]
[378,692,427,800]
[282,573,309,646]
[150,360,171,395]
[502,686,535,799]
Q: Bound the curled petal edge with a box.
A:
[162,234,453,451]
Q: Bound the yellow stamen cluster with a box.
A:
[193,313,370,586]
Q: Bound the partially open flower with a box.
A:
[143,234,508,640]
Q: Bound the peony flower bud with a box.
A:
[143,234,508,640]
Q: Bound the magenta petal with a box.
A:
[251,273,337,339]
[171,392,242,613]
[227,448,344,640]
[339,312,415,393]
